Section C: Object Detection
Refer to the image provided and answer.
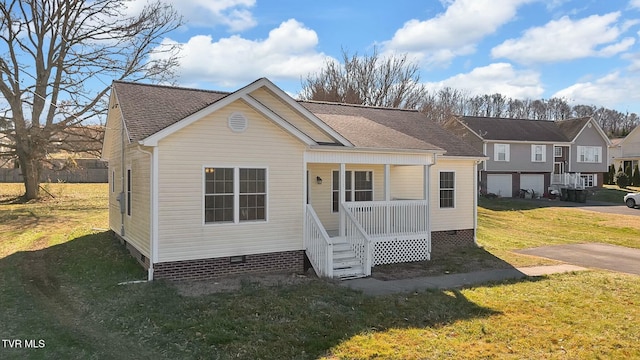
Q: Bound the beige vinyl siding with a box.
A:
[250,88,336,143]
[106,111,123,235]
[390,165,424,200]
[156,100,306,262]
[307,163,384,231]
[122,146,152,257]
[430,158,476,231]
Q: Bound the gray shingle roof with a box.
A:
[455,116,568,142]
[113,81,228,142]
[301,102,483,157]
[112,81,484,157]
[555,117,590,141]
[312,113,442,151]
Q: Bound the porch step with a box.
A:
[333,265,365,279]
[331,240,366,280]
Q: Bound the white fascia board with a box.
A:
[140,92,240,146]
[488,139,570,145]
[242,94,316,146]
[308,144,445,155]
[573,118,612,146]
[255,78,354,147]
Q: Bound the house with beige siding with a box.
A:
[609,125,640,175]
[444,116,611,198]
[102,78,485,281]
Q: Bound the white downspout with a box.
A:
[137,145,156,281]
[474,160,481,246]
[425,154,436,258]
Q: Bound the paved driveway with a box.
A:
[516,243,640,276]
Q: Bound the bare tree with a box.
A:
[0,0,182,199]
[300,48,428,109]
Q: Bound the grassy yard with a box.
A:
[1,184,639,359]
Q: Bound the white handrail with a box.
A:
[344,200,429,236]
[304,205,333,278]
[341,203,371,276]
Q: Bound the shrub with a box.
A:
[606,164,615,185]
[615,171,629,189]
[633,164,640,187]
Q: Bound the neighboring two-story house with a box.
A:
[444,116,611,197]
[609,125,640,174]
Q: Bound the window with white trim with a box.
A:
[531,144,546,162]
[577,146,602,163]
[332,170,373,212]
[439,171,455,208]
[204,167,266,223]
[554,146,562,157]
[580,174,596,187]
[494,143,510,162]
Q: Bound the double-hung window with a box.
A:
[332,170,373,212]
[439,171,455,208]
[577,146,602,163]
[531,144,546,162]
[494,144,510,162]
[205,167,266,224]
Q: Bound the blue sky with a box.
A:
[136,0,640,114]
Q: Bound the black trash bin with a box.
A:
[576,189,587,203]
[567,189,576,202]
[560,188,569,201]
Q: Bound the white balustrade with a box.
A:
[303,205,333,278]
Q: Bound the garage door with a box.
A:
[520,174,545,197]
[487,174,512,197]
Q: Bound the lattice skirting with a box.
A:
[372,236,430,266]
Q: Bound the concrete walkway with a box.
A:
[340,264,587,296]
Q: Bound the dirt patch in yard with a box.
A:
[173,272,319,296]
[371,246,515,281]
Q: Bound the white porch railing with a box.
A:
[303,205,333,278]
[551,172,585,189]
[344,200,429,236]
[341,203,371,277]
[344,200,430,266]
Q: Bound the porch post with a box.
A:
[424,164,432,255]
[384,164,391,233]
[384,164,391,201]
[339,163,346,237]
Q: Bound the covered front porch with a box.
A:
[303,150,436,279]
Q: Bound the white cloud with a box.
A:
[632,0,640,9]
[151,19,330,87]
[424,63,544,99]
[384,0,531,66]
[492,12,635,64]
[126,0,257,32]
[552,71,640,110]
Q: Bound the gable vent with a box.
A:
[228,112,248,133]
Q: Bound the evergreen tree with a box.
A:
[608,164,616,185]
[633,164,640,187]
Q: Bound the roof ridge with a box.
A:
[113,80,230,95]
[298,99,420,113]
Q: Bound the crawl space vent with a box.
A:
[228,112,248,133]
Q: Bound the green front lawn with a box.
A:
[1,184,639,359]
